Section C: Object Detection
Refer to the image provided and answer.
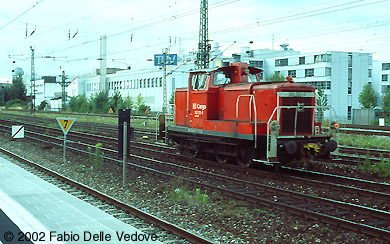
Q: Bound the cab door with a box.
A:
[188,72,208,129]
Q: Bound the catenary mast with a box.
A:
[197,0,211,69]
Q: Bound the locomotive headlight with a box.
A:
[326,140,337,152]
[285,141,297,154]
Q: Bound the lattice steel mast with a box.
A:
[197,0,211,69]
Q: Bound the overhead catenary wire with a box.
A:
[0,0,45,31]
[3,0,390,76]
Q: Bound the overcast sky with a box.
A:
[0,0,389,81]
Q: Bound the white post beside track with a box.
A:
[123,122,127,185]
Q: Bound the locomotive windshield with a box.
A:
[213,71,231,85]
[191,73,208,90]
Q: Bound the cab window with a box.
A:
[248,73,259,83]
[191,73,208,90]
[213,71,231,85]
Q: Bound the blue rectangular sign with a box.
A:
[154,54,177,66]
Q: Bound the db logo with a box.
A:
[192,103,206,110]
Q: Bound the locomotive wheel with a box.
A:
[216,154,229,164]
[184,141,198,158]
[214,145,229,164]
[236,146,253,168]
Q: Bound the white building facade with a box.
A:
[23,43,386,122]
[230,49,373,122]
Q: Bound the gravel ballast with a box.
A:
[0,134,386,244]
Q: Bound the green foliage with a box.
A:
[38,100,48,110]
[358,82,377,108]
[134,93,151,114]
[1,74,27,105]
[169,92,175,105]
[86,143,104,171]
[321,227,329,233]
[69,93,91,113]
[5,99,27,108]
[109,90,123,112]
[265,71,285,82]
[339,134,390,149]
[168,187,208,204]
[9,74,27,102]
[120,95,134,111]
[254,209,268,215]
[358,152,390,178]
[91,90,110,113]
[381,89,390,111]
[93,143,104,170]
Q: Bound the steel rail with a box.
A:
[0,146,215,244]
[2,121,390,239]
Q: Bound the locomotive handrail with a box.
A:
[266,105,338,161]
[236,95,257,148]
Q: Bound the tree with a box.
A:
[69,94,90,113]
[358,82,377,109]
[109,90,123,112]
[91,90,110,113]
[316,87,329,122]
[120,95,134,111]
[38,100,48,110]
[382,89,390,111]
[265,71,285,82]
[4,73,27,103]
[169,92,175,105]
[134,93,151,114]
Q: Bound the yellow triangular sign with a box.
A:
[108,108,113,113]
[56,118,76,135]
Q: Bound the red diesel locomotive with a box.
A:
[167,62,338,168]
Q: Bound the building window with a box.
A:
[325,67,331,76]
[259,72,264,80]
[305,68,314,77]
[369,69,372,78]
[147,78,150,88]
[348,53,352,67]
[139,79,142,88]
[304,81,331,90]
[314,54,332,63]
[382,63,390,70]
[348,68,352,81]
[275,58,288,67]
[288,70,296,78]
[159,77,163,87]
[348,81,352,94]
[155,78,158,87]
[299,56,305,65]
[172,78,175,91]
[382,75,388,82]
[348,106,352,120]
[249,60,263,68]
[151,78,154,87]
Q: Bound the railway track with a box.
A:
[0,147,213,244]
[1,121,390,240]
